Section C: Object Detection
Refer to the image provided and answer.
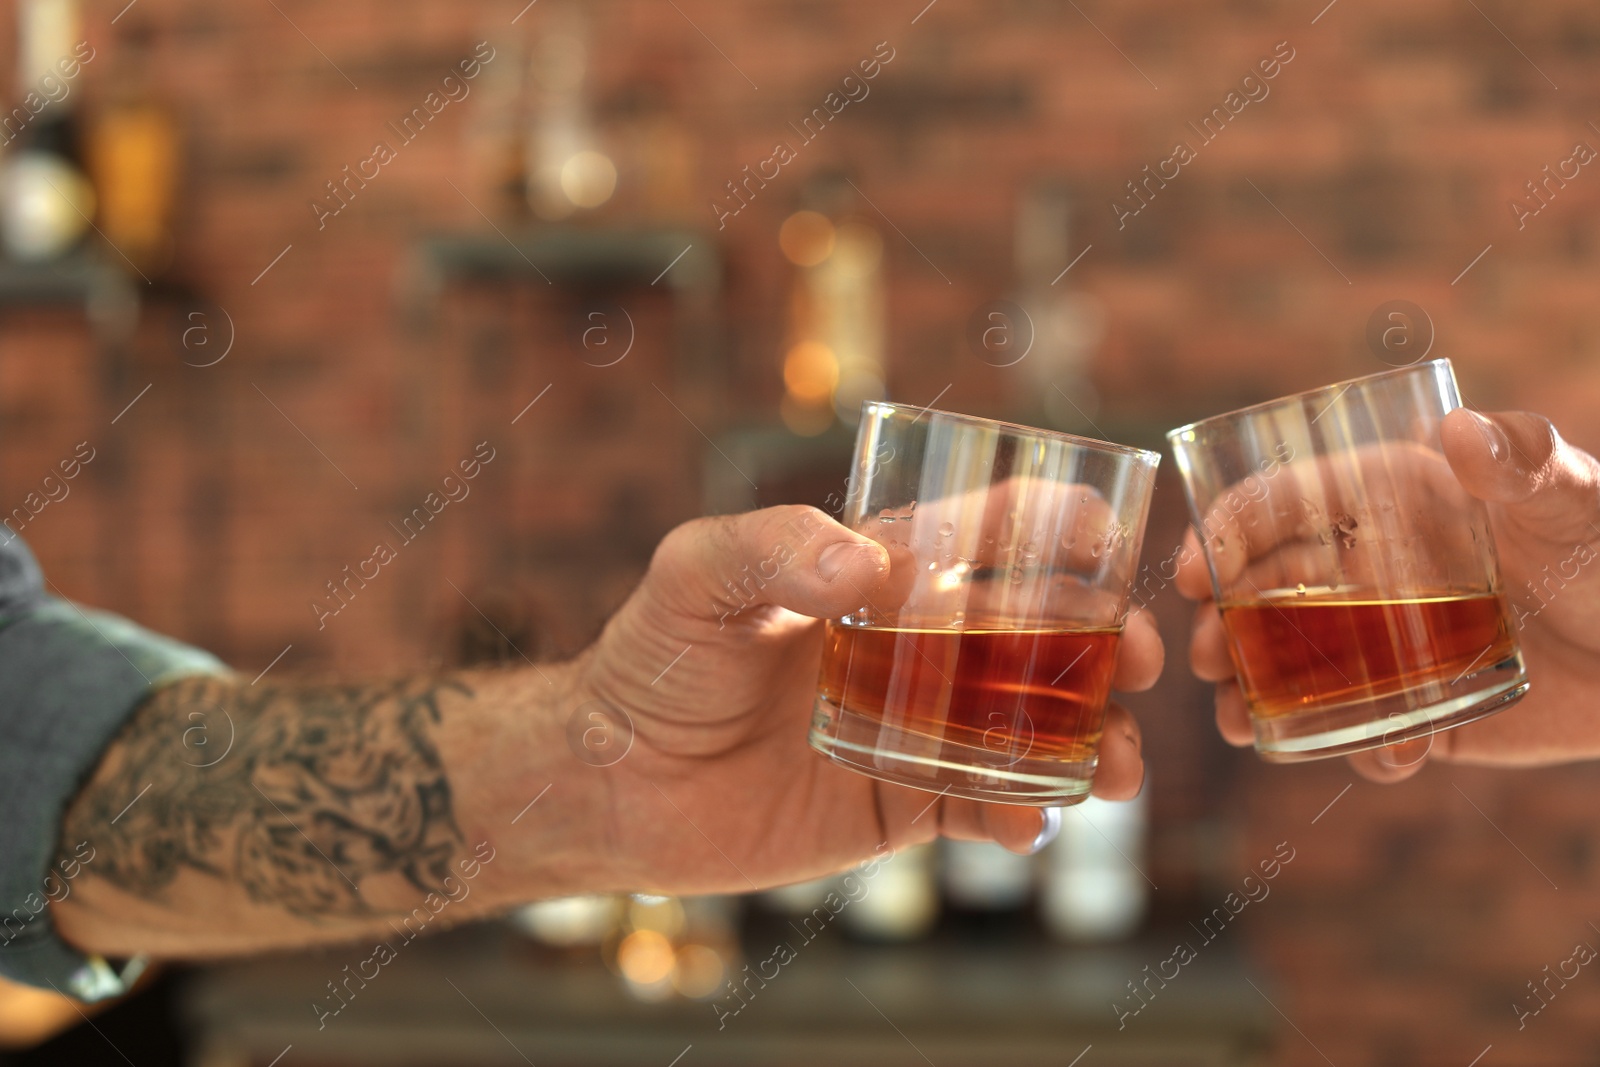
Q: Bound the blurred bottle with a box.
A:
[632,99,696,222]
[817,218,886,426]
[939,839,1035,914]
[670,895,740,1001]
[461,27,526,216]
[513,892,740,1006]
[510,894,623,948]
[1040,791,1149,942]
[840,843,939,941]
[759,874,834,916]
[523,3,614,220]
[0,0,96,261]
[777,208,885,436]
[1010,182,1108,433]
[609,894,741,1003]
[613,893,684,1002]
[84,24,181,277]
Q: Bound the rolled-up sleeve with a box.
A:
[0,535,226,1000]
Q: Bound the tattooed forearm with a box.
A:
[56,675,472,920]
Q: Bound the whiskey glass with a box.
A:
[1168,359,1528,761]
[809,402,1159,804]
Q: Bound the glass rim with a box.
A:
[862,400,1161,464]
[1164,358,1454,442]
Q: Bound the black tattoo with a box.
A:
[56,676,470,918]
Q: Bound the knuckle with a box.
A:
[790,503,830,527]
[701,515,743,565]
[654,515,733,572]
[651,521,691,570]
[762,504,833,550]
[777,503,831,534]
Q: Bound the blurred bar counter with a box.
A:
[183,922,1275,1067]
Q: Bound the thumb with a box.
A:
[1441,409,1600,545]
[647,505,893,624]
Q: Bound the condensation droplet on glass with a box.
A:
[926,560,938,571]
[1009,566,1025,584]
[938,521,955,538]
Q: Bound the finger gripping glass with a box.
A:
[1168,359,1528,762]
[809,402,1159,805]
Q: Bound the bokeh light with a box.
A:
[560,150,617,208]
[779,210,836,266]
[616,929,676,986]
[627,894,687,939]
[831,220,882,273]
[782,340,839,404]
[671,944,726,999]
[511,895,622,947]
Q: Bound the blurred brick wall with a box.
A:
[1,0,1599,1061]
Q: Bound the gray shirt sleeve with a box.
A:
[0,534,227,1000]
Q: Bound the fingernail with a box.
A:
[1027,806,1064,854]
[817,541,876,582]
[1465,409,1509,463]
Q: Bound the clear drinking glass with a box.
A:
[808,402,1159,805]
[1168,358,1528,762]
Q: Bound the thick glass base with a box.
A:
[1252,651,1529,763]
[809,699,1095,806]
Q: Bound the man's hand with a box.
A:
[573,504,1160,897]
[52,504,1157,961]
[1179,409,1600,782]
